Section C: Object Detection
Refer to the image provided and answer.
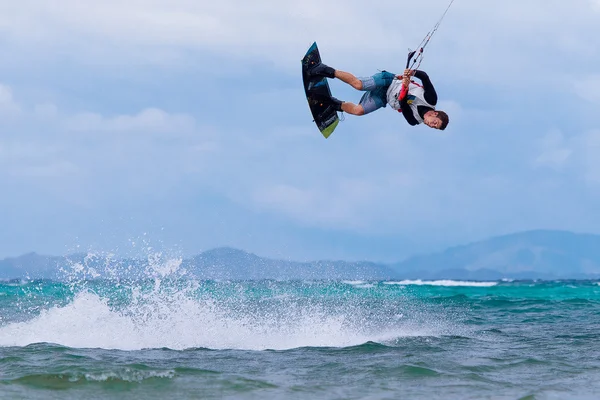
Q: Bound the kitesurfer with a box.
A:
[308,63,449,130]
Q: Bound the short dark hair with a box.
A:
[436,111,449,130]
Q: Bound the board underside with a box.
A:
[301,42,339,138]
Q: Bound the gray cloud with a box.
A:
[0,84,21,116]
[535,128,600,186]
[573,75,600,104]
[534,129,572,170]
[64,108,196,134]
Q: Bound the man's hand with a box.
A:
[402,69,415,87]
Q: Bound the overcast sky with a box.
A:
[1,0,599,262]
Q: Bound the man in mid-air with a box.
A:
[308,62,449,130]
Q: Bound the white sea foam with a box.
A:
[384,280,497,287]
[355,284,375,289]
[342,280,366,285]
[82,369,175,382]
[342,280,375,289]
[0,289,444,351]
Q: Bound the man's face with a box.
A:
[423,112,442,129]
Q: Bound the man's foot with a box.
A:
[307,62,336,79]
[312,93,343,112]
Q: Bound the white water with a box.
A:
[384,280,498,287]
[0,289,446,351]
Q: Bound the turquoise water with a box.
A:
[1,267,600,399]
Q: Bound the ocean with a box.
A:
[1,258,599,399]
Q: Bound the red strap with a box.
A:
[398,79,423,105]
[399,85,408,101]
[397,82,408,113]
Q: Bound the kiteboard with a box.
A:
[302,42,339,139]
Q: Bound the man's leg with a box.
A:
[356,87,390,116]
[341,101,365,115]
[334,70,363,91]
[334,70,397,93]
[313,94,364,115]
[309,63,364,90]
[335,71,396,115]
[316,95,372,116]
[310,61,396,92]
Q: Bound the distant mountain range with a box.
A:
[1,230,600,280]
[392,230,600,280]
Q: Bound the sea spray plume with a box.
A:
[0,250,203,349]
[0,250,462,350]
